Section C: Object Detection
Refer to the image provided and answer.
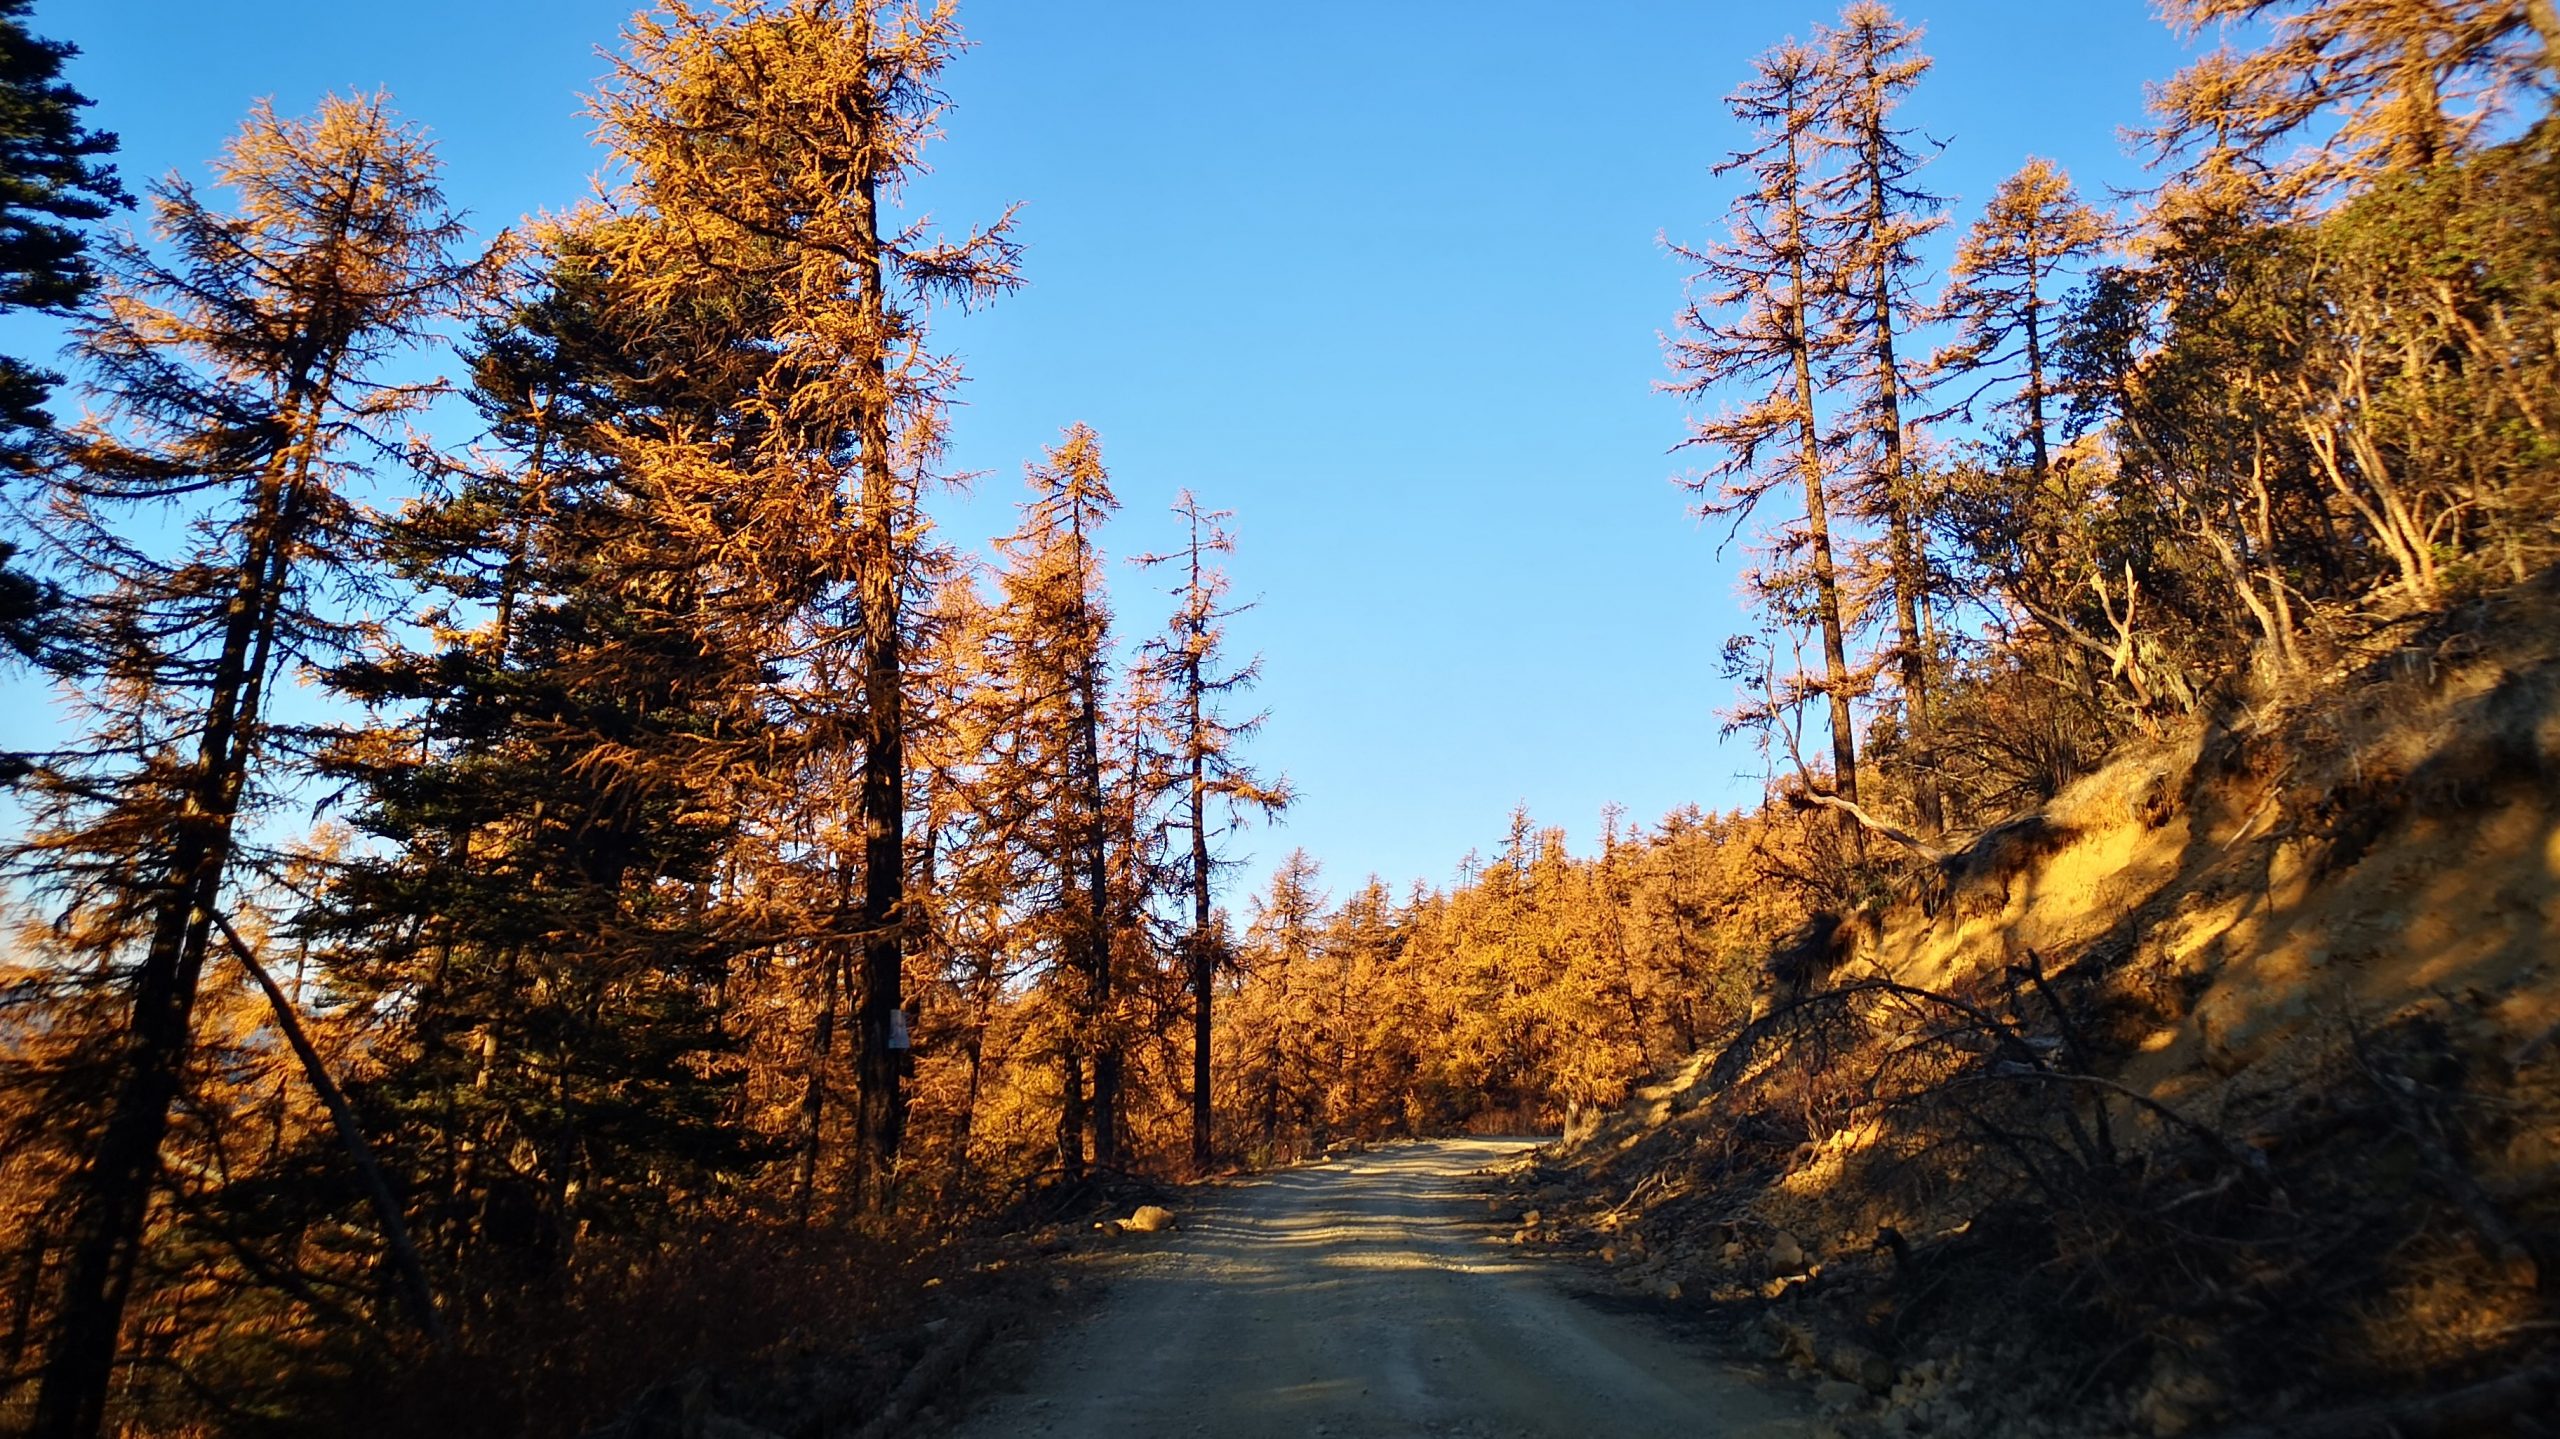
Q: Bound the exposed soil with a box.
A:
[1516,580,2560,1438]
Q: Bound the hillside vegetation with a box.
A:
[1509,573,2560,1437]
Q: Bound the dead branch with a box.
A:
[2349,1021,2540,1290]
[214,914,448,1345]
[1784,787,1952,863]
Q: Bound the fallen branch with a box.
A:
[1786,788,1952,863]
[214,914,448,1345]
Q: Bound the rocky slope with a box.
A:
[1504,574,2560,1438]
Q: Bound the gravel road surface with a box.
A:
[951,1137,1808,1439]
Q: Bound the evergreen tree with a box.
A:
[585,0,1020,1211]
[11,94,474,1439]
[311,219,774,1293]
[1665,40,1865,837]
[0,0,124,662]
[1134,491,1287,1174]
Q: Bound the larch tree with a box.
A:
[991,425,1123,1174]
[1931,159,2108,489]
[902,571,1027,1191]
[585,0,1020,1213]
[1665,40,1865,837]
[1810,0,1948,836]
[2152,0,2552,192]
[12,94,475,1439]
[1134,490,1288,1174]
[1928,161,2131,723]
[1239,848,1326,1158]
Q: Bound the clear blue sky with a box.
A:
[17,1,2195,900]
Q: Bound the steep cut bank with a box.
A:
[1515,573,2560,1438]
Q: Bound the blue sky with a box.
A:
[15,1,2197,900]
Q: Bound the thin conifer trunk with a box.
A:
[35,411,321,1439]
[1847,37,1940,835]
[1072,516,1118,1169]
[1188,650,1214,1174]
[849,146,909,1216]
[213,917,445,1344]
[1783,120,1860,830]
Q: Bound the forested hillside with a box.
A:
[0,0,2553,1435]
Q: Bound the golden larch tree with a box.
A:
[1810,0,1949,836]
[585,0,1020,1212]
[14,94,476,1439]
[1665,40,1866,834]
[1134,491,1288,1174]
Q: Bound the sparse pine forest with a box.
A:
[0,1,2555,1436]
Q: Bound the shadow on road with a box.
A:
[953,1138,1808,1439]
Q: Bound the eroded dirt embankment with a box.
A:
[1523,578,2560,1439]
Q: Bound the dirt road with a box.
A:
[952,1138,1807,1439]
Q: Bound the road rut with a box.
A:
[953,1137,1808,1439]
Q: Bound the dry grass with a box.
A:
[1540,570,2560,1437]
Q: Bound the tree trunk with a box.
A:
[34,434,315,1439]
[849,157,909,1215]
[2023,256,2051,487]
[1786,182,1859,837]
[1862,140,1939,837]
[1185,553,1216,1175]
[795,940,840,1220]
[1074,647,1118,1171]
[1057,1051,1085,1178]
[1189,698,1214,1175]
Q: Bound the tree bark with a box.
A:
[795,939,840,1220]
[1856,91,1939,837]
[1189,713,1215,1175]
[1785,132,1859,839]
[1185,533,1216,1176]
[1057,1051,1085,1178]
[34,427,316,1439]
[1074,623,1118,1171]
[849,144,909,1216]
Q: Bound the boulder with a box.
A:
[1766,1230,1807,1272]
[1814,1378,1870,1414]
[1824,1341,1896,1395]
